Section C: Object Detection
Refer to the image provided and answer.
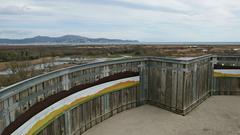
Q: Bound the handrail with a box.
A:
[0,55,213,100]
[0,58,144,100]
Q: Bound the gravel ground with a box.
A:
[84,96,240,135]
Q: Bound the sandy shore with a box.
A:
[84,96,240,135]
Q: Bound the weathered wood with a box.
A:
[37,86,141,135]
[213,77,240,95]
[3,55,240,134]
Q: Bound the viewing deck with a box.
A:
[0,54,239,135]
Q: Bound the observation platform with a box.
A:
[84,96,240,135]
[0,55,239,135]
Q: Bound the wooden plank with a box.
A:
[176,65,183,110]
[160,62,166,105]
[165,63,172,107]
[171,64,178,109]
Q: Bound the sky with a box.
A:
[0,0,240,42]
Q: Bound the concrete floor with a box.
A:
[84,96,240,135]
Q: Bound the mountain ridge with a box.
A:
[0,35,139,44]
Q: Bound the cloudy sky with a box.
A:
[0,0,240,42]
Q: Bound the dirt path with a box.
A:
[84,96,240,135]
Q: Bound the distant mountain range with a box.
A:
[0,35,139,44]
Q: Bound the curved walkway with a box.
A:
[84,96,240,135]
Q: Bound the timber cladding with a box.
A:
[0,59,143,134]
[147,56,213,115]
[212,55,240,95]
[213,77,240,95]
[38,85,140,135]
[2,73,140,135]
[0,55,239,135]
